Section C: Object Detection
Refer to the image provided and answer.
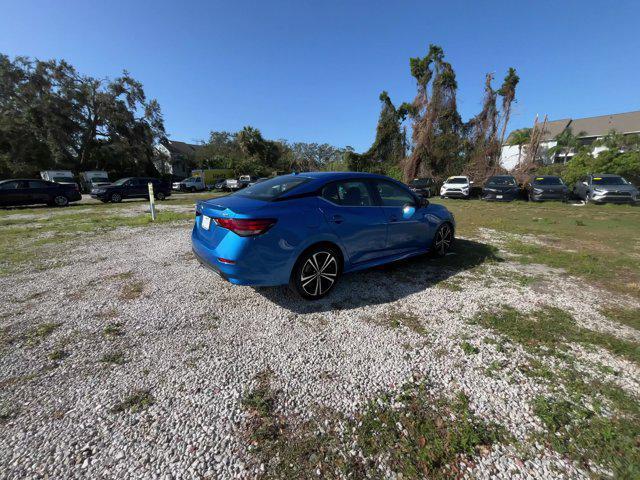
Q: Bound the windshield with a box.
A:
[592,176,628,185]
[92,177,109,183]
[184,177,197,182]
[234,175,308,200]
[487,176,517,186]
[53,177,73,182]
[532,177,563,185]
[112,178,130,186]
[446,177,467,184]
[409,179,428,187]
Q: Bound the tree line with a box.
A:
[346,44,520,183]
[0,54,165,179]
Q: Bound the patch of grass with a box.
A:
[100,351,126,365]
[111,389,154,414]
[0,402,19,423]
[120,280,144,300]
[23,322,61,346]
[436,279,463,292]
[484,360,504,377]
[460,341,479,355]
[473,307,640,365]
[103,322,124,337]
[601,307,640,331]
[373,311,428,336]
[48,349,69,361]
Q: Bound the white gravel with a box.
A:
[0,218,638,479]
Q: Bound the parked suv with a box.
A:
[173,176,206,192]
[0,179,81,207]
[440,176,472,199]
[573,174,638,204]
[526,176,570,202]
[408,177,436,198]
[482,175,520,201]
[91,177,171,203]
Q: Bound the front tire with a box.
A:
[431,223,454,257]
[156,192,166,201]
[110,193,122,203]
[290,246,341,300]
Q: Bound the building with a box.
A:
[500,110,640,170]
[154,139,201,179]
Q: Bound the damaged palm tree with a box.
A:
[346,91,407,175]
[402,45,463,182]
[511,115,548,182]
[497,68,520,147]
[464,73,502,182]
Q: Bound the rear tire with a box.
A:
[431,223,454,257]
[290,246,341,300]
[52,195,69,207]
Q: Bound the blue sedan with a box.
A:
[192,172,455,299]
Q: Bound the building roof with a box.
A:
[162,140,201,156]
[507,110,640,143]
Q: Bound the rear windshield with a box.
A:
[446,177,467,184]
[592,176,628,185]
[532,177,563,185]
[234,175,308,200]
[487,176,517,186]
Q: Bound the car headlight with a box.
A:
[440,187,446,193]
[533,188,543,194]
[485,188,496,193]
[93,188,106,193]
[592,188,604,194]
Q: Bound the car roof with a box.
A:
[591,173,620,177]
[296,171,392,181]
[0,178,49,182]
[531,175,560,178]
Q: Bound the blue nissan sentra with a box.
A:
[192,172,455,300]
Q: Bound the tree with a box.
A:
[547,128,585,163]
[0,54,165,178]
[506,128,531,165]
[497,68,520,147]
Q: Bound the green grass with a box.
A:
[601,307,640,331]
[100,351,126,365]
[48,348,69,361]
[436,199,640,298]
[472,307,640,365]
[241,375,503,478]
[369,311,428,336]
[103,322,124,337]
[460,341,479,355]
[111,389,154,414]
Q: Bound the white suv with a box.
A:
[440,176,472,199]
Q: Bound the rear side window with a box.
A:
[375,181,415,206]
[28,180,49,188]
[235,175,308,201]
[322,181,373,206]
[0,181,21,190]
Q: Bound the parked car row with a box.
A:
[0,176,171,207]
[408,173,638,205]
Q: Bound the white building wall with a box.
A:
[499,145,522,171]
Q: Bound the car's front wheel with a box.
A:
[431,223,454,257]
[156,191,166,201]
[110,193,122,203]
[290,246,341,300]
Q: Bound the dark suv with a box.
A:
[0,179,82,207]
[408,177,436,198]
[482,175,521,201]
[91,177,171,203]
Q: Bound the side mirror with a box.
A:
[402,203,416,218]
[469,181,474,184]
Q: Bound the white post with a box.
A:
[148,182,156,221]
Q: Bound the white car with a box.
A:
[440,176,473,199]
[173,176,206,192]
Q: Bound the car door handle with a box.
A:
[389,215,398,222]
[331,214,344,224]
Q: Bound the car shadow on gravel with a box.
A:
[255,239,503,313]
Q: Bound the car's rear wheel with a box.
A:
[291,246,341,300]
[431,223,453,257]
[156,191,166,201]
[51,195,69,207]
[110,193,122,203]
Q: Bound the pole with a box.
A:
[148,182,156,221]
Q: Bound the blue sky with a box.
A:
[2,0,639,151]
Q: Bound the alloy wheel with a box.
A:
[434,224,452,256]
[54,195,69,207]
[299,251,338,297]
[111,193,122,203]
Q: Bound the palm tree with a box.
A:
[547,128,585,163]
[507,128,531,165]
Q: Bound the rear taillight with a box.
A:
[213,218,277,236]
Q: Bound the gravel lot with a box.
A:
[1,206,638,479]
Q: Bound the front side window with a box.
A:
[375,181,415,206]
[322,181,373,206]
[236,175,308,201]
[28,180,48,188]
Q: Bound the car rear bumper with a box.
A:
[191,222,293,286]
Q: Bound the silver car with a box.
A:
[573,174,639,204]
